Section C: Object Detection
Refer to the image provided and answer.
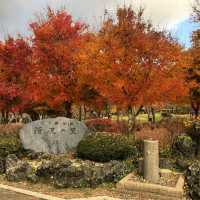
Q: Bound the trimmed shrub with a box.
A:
[0,123,23,158]
[172,135,196,158]
[159,118,185,138]
[186,161,200,200]
[185,120,200,139]
[85,118,128,134]
[0,123,23,136]
[161,112,172,118]
[135,126,172,150]
[185,120,200,158]
[135,118,185,152]
[77,133,138,162]
[0,136,22,158]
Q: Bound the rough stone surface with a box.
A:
[5,154,19,169]
[34,158,126,188]
[36,159,72,178]
[5,154,34,182]
[117,172,185,200]
[20,117,90,154]
[53,160,125,188]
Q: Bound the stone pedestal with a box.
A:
[144,140,159,183]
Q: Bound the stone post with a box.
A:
[144,140,159,183]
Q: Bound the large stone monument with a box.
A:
[144,140,159,183]
[19,117,90,154]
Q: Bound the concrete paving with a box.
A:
[0,188,40,200]
[0,184,122,200]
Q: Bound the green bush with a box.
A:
[186,161,200,200]
[0,136,22,158]
[77,133,138,162]
[185,120,200,139]
[172,135,196,158]
[135,139,143,157]
[185,120,200,158]
[85,119,129,134]
[161,112,172,118]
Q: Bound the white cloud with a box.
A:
[0,0,195,39]
[135,0,194,29]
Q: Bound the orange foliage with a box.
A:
[78,7,189,110]
[27,8,86,112]
[0,6,190,117]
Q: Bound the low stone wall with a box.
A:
[2,154,130,188]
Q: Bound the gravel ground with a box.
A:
[130,172,179,187]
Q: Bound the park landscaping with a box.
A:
[0,1,199,200]
[0,116,199,199]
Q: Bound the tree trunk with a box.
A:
[79,105,82,121]
[29,111,39,121]
[151,107,156,123]
[83,105,87,120]
[106,104,111,119]
[65,102,72,118]
[128,105,143,135]
[2,110,9,124]
[191,101,199,119]
[146,107,152,122]
[117,110,120,122]
[97,111,101,118]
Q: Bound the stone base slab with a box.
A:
[116,170,185,200]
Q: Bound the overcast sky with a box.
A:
[0,0,198,47]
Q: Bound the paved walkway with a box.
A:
[0,188,40,200]
[0,185,122,200]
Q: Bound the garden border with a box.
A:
[116,170,185,200]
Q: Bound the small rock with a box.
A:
[36,159,71,179]
[6,160,34,182]
[27,173,39,183]
[36,160,54,178]
[0,158,5,174]
[53,159,126,188]
[26,150,41,160]
[6,154,18,169]
[176,158,192,170]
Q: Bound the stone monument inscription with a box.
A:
[19,117,90,154]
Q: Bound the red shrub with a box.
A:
[135,118,185,149]
[0,123,23,137]
[135,127,172,149]
[85,118,128,134]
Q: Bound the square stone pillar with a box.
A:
[143,140,159,183]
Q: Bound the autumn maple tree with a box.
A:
[27,8,86,117]
[0,36,32,122]
[78,7,188,127]
[187,0,200,118]
[0,6,189,122]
